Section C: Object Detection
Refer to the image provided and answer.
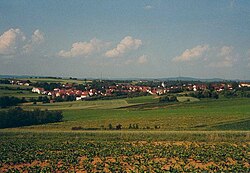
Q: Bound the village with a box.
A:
[2,78,249,102]
[8,79,247,101]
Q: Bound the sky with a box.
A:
[0,0,250,80]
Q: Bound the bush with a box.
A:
[108,123,113,130]
[189,90,219,99]
[159,95,178,103]
[159,96,169,103]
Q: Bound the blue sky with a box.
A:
[0,0,250,79]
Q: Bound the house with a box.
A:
[32,87,45,94]
[76,92,89,101]
[193,85,197,91]
[76,97,82,101]
[48,91,54,96]
[240,83,250,87]
[54,88,60,92]
[55,92,61,97]
[41,91,48,95]
[81,92,89,98]
[148,89,157,95]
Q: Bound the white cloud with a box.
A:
[124,55,148,65]
[173,45,209,62]
[32,30,44,44]
[218,46,233,57]
[58,38,108,58]
[144,5,153,10]
[105,36,142,58]
[0,28,45,56]
[0,28,26,55]
[209,46,235,67]
[23,29,44,53]
[137,55,148,64]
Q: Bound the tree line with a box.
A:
[0,96,26,108]
[0,107,63,128]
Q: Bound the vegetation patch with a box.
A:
[0,107,63,129]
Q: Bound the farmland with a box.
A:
[0,78,250,172]
[8,97,249,131]
[0,132,249,172]
[20,77,90,85]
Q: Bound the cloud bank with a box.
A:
[0,28,26,55]
[0,28,44,56]
[173,44,238,68]
[58,38,108,58]
[209,46,235,67]
[23,30,44,53]
[105,36,142,58]
[173,45,209,62]
[144,5,153,10]
[138,55,148,64]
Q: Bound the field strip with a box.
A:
[1,130,249,142]
[1,129,249,134]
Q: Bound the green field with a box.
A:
[0,84,33,90]
[1,84,250,172]
[21,78,90,84]
[0,84,39,99]
[0,89,39,99]
[6,96,248,132]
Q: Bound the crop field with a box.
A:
[0,132,249,172]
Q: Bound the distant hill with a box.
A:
[0,75,249,82]
[0,75,33,79]
[158,77,225,82]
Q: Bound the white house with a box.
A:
[193,85,197,91]
[240,83,250,87]
[76,97,82,101]
[32,87,44,94]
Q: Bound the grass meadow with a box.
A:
[9,96,248,132]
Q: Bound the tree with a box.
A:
[108,123,113,130]
[0,96,25,108]
[231,82,239,90]
[55,96,64,102]
[211,91,219,99]
[116,124,122,130]
[159,96,169,103]
[168,95,178,102]
[159,95,178,103]
[0,107,63,128]
[202,89,211,98]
